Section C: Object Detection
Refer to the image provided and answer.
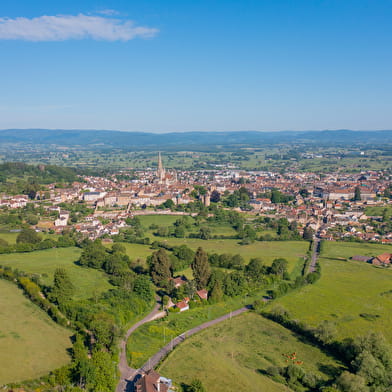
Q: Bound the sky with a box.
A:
[0,0,391,132]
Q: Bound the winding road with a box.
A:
[116,301,164,392]
[116,302,251,392]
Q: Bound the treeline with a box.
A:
[0,162,80,196]
[0,228,76,254]
[117,212,304,247]
[5,239,155,392]
[261,305,392,392]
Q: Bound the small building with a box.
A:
[176,300,189,312]
[135,369,171,392]
[372,253,392,266]
[172,276,187,288]
[196,289,208,300]
[351,255,372,263]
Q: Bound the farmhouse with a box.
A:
[171,276,187,288]
[372,253,392,266]
[196,289,208,300]
[176,300,189,312]
[134,369,172,392]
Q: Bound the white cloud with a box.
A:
[95,9,121,16]
[0,13,158,41]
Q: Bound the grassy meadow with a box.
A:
[0,247,112,300]
[158,312,343,392]
[0,280,71,385]
[160,238,308,272]
[127,291,269,369]
[276,241,392,342]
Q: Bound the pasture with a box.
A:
[127,293,266,369]
[0,247,112,300]
[277,241,392,342]
[0,280,71,385]
[161,238,308,272]
[158,312,342,392]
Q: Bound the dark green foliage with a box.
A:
[245,257,266,282]
[78,240,107,269]
[16,228,42,244]
[133,275,154,302]
[209,280,223,303]
[192,247,211,289]
[149,248,172,287]
[51,268,75,303]
[354,186,361,201]
[303,226,314,240]
[185,378,207,392]
[270,258,288,277]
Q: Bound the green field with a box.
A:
[127,292,268,368]
[158,312,342,392]
[0,279,72,385]
[0,231,58,245]
[159,238,308,272]
[277,241,392,342]
[138,214,181,227]
[0,247,112,300]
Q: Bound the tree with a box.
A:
[149,249,172,287]
[51,268,75,302]
[245,258,265,282]
[192,247,211,289]
[133,275,154,302]
[16,228,41,244]
[79,240,108,269]
[270,258,288,277]
[314,320,337,344]
[210,190,221,203]
[354,186,361,201]
[198,226,212,240]
[187,379,206,392]
[336,371,369,392]
[210,280,223,303]
[303,226,314,240]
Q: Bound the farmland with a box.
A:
[0,280,71,385]
[0,247,112,300]
[276,241,392,342]
[158,312,342,392]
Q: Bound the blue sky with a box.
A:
[0,0,391,132]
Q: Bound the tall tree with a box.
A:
[210,280,223,303]
[354,186,362,201]
[16,228,41,244]
[192,247,211,289]
[51,268,75,302]
[149,248,172,287]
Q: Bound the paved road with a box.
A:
[139,305,251,374]
[116,301,164,392]
[116,304,251,392]
[309,237,320,273]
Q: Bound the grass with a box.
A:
[138,214,180,228]
[364,206,392,216]
[0,247,112,300]
[276,241,392,342]
[157,238,308,272]
[0,230,59,245]
[158,312,342,392]
[0,279,72,385]
[127,291,267,369]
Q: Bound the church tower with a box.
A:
[157,152,165,183]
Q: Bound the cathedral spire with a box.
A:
[157,152,165,183]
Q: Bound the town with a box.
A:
[2,153,391,245]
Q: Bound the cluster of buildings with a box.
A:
[1,154,391,243]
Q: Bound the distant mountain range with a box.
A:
[0,129,392,148]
